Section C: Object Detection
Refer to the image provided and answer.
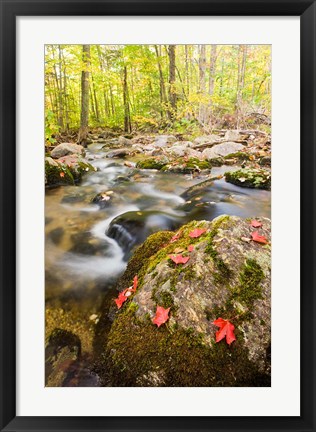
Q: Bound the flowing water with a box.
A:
[45,143,271,386]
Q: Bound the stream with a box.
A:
[45,142,271,386]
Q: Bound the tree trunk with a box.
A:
[123,66,131,133]
[168,44,177,120]
[91,73,100,124]
[198,45,207,124]
[154,45,167,119]
[236,44,247,127]
[78,44,90,147]
[209,45,217,96]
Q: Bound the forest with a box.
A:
[45,44,271,144]
[45,44,272,388]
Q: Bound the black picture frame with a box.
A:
[0,1,315,431]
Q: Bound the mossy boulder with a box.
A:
[161,157,212,173]
[102,215,271,386]
[136,157,168,170]
[45,155,95,187]
[225,168,271,190]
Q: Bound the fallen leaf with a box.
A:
[170,232,181,243]
[251,231,268,244]
[169,254,190,265]
[189,228,207,238]
[152,306,170,327]
[174,247,185,254]
[59,172,65,178]
[213,318,236,345]
[188,245,194,252]
[251,220,262,228]
[114,291,128,309]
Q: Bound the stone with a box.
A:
[225,168,271,190]
[154,135,177,147]
[202,142,245,159]
[192,135,221,148]
[118,136,133,146]
[224,130,240,141]
[102,215,271,387]
[105,148,133,158]
[51,143,85,159]
[106,210,180,258]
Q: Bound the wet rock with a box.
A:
[45,328,81,386]
[105,148,133,158]
[48,227,64,245]
[202,142,245,159]
[91,190,119,209]
[51,143,85,159]
[259,156,271,167]
[69,231,112,257]
[225,168,271,190]
[103,215,271,386]
[106,210,180,258]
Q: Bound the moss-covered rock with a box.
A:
[102,215,271,386]
[45,155,95,187]
[225,168,271,190]
[136,158,168,170]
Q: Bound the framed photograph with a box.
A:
[0,1,315,431]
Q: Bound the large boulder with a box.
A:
[102,215,271,387]
[202,142,245,159]
[51,143,85,159]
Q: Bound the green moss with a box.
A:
[161,158,212,174]
[204,216,232,284]
[224,152,250,161]
[101,306,270,387]
[152,289,175,310]
[116,231,173,291]
[136,159,167,170]
[45,158,95,187]
[232,259,264,308]
[225,168,271,190]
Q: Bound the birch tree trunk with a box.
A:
[78,44,90,146]
[168,44,177,120]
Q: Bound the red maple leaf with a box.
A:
[188,245,194,252]
[251,220,262,228]
[152,306,170,327]
[114,291,128,309]
[170,232,181,243]
[169,254,190,264]
[213,318,236,345]
[251,231,268,244]
[189,228,206,238]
